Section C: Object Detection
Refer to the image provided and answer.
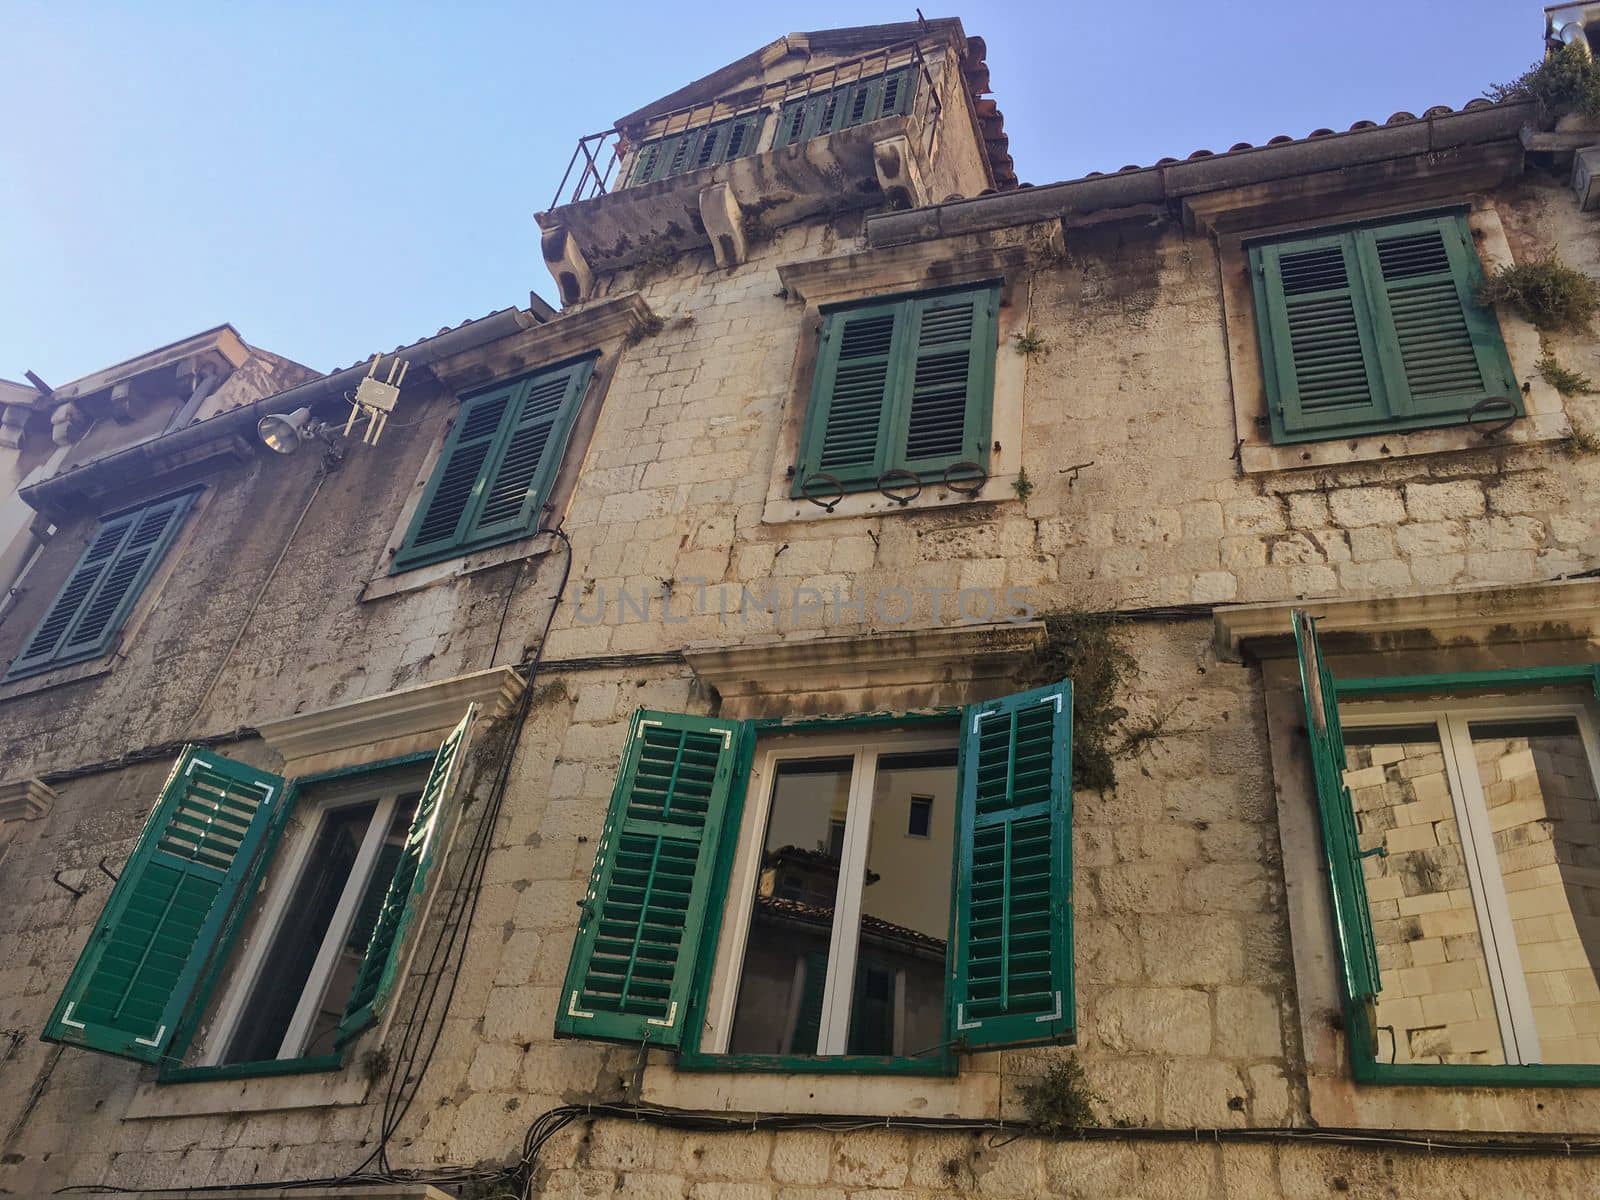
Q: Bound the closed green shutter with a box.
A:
[950,681,1074,1050]
[895,289,997,476]
[334,706,476,1048]
[42,748,283,1062]
[1292,610,1381,1004]
[627,113,762,187]
[1252,213,1517,443]
[393,358,594,572]
[792,285,997,499]
[555,709,740,1046]
[6,490,196,681]
[773,67,917,149]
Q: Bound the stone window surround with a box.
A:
[761,232,1049,526]
[1217,579,1600,1134]
[123,665,523,1121]
[1219,197,1570,475]
[0,484,218,703]
[359,294,658,603]
[636,621,1043,1116]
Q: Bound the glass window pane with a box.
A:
[727,758,853,1055]
[224,801,377,1064]
[1344,725,1506,1065]
[847,749,957,1057]
[301,790,422,1059]
[1467,717,1600,1065]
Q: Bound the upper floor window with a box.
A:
[552,682,1075,1072]
[792,284,999,502]
[1250,211,1518,444]
[772,66,917,149]
[627,112,763,186]
[5,488,197,682]
[393,356,595,573]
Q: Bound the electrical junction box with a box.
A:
[353,375,400,414]
[1573,145,1600,211]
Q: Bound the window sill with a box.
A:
[126,1061,371,1118]
[0,656,113,702]
[1238,410,1569,475]
[360,531,554,602]
[762,471,1019,525]
[676,1050,956,1076]
[157,1053,342,1085]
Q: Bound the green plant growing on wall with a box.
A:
[1012,328,1048,356]
[1487,42,1600,117]
[1012,466,1035,502]
[1537,353,1597,396]
[1565,423,1600,456]
[1027,608,1138,792]
[1479,257,1600,331]
[624,311,667,347]
[1017,1054,1103,1132]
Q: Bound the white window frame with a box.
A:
[200,771,426,1065]
[1342,691,1600,1066]
[699,728,957,1057]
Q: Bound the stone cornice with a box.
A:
[255,666,525,764]
[0,777,57,821]
[1214,579,1600,660]
[684,621,1043,703]
[427,293,657,394]
[776,236,1046,308]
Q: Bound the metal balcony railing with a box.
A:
[548,39,945,210]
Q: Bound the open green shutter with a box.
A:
[1356,214,1517,420]
[334,705,476,1047]
[462,358,593,545]
[951,681,1074,1050]
[892,287,997,479]
[555,709,740,1046]
[394,386,516,568]
[1253,232,1389,439]
[792,302,905,497]
[6,491,194,680]
[42,748,283,1062]
[1292,609,1381,1003]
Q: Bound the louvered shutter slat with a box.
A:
[1292,610,1381,1003]
[793,304,903,495]
[11,518,133,670]
[555,710,740,1046]
[951,681,1074,1050]
[42,749,283,1062]
[396,389,513,566]
[60,497,188,656]
[334,707,476,1047]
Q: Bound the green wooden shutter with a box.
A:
[879,66,916,117]
[891,287,998,478]
[1357,214,1516,420]
[792,301,906,497]
[1253,232,1389,439]
[394,386,518,568]
[6,490,195,681]
[555,709,740,1046]
[951,681,1074,1050]
[334,705,476,1048]
[462,359,593,546]
[42,748,283,1062]
[1292,609,1381,1003]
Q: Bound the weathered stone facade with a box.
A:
[3,15,1600,1200]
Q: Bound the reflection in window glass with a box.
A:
[727,759,852,1055]
[849,752,955,1057]
[1344,725,1505,1065]
[1468,718,1600,1065]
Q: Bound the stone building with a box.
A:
[1,11,1599,1199]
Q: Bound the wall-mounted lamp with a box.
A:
[257,407,316,454]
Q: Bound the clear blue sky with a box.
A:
[1,0,1537,383]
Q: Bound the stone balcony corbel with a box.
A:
[541,223,593,307]
[698,182,748,269]
[872,132,929,210]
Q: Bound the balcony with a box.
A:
[537,42,947,302]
